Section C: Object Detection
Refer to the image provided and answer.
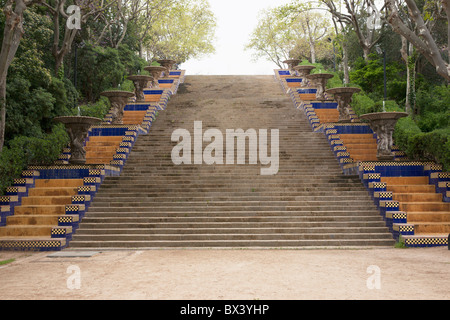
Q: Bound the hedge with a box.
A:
[0,124,69,195]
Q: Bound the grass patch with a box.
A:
[394,235,407,249]
[0,258,15,266]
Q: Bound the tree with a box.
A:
[40,0,111,75]
[279,9,333,64]
[0,0,40,152]
[245,6,333,68]
[385,0,450,82]
[322,0,385,61]
[245,7,295,68]
[144,0,216,65]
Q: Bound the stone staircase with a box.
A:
[68,75,395,249]
[278,68,449,247]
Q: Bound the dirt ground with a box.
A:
[0,247,449,300]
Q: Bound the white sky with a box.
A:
[182,0,294,75]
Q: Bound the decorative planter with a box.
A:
[157,59,177,74]
[144,66,167,87]
[100,90,135,124]
[359,112,408,161]
[306,73,334,100]
[127,75,153,101]
[54,116,102,164]
[293,65,316,81]
[283,59,301,74]
[326,87,361,122]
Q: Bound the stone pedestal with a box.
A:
[144,66,167,87]
[326,87,361,122]
[359,112,408,161]
[127,75,153,101]
[100,90,135,124]
[306,73,334,100]
[54,116,102,164]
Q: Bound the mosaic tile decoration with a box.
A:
[0,239,66,251]
[0,72,182,251]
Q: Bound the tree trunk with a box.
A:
[401,36,411,113]
[0,81,6,152]
[342,42,350,84]
[0,0,30,152]
[362,46,370,61]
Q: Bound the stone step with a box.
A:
[91,195,372,202]
[68,238,395,248]
[84,210,380,218]
[0,225,60,237]
[76,219,387,228]
[34,179,84,188]
[21,196,73,206]
[413,222,450,234]
[94,192,372,199]
[28,187,79,197]
[71,231,394,241]
[381,176,429,185]
[387,185,436,193]
[393,193,443,202]
[6,214,79,226]
[405,212,450,222]
[88,200,376,208]
[13,205,68,216]
[95,187,371,194]
[400,202,450,212]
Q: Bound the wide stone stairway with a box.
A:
[68,75,395,249]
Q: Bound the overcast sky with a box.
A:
[182,0,294,75]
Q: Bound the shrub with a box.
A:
[394,117,450,171]
[0,124,69,195]
[351,92,375,116]
[75,97,111,120]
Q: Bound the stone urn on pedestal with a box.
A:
[144,66,167,87]
[326,87,361,122]
[127,75,153,101]
[359,112,408,161]
[283,59,301,74]
[293,65,316,84]
[100,90,136,124]
[157,59,176,76]
[306,73,334,100]
[54,116,102,164]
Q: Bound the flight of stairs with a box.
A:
[277,68,449,247]
[0,76,174,251]
[68,75,395,249]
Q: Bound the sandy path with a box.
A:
[0,247,449,300]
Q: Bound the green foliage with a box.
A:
[299,60,343,89]
[0,125,69,195]
[393,117,450,171]
[76,43,126,102]
[118,44,148,75]
[74,97,111,120]
[119,79,136,93]
[349,54,406,103]
[415,84,450,131]
[351,92,375,116]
